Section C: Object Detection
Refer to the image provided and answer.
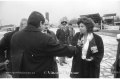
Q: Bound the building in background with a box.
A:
[80,13,102,25]
[103,13,116,25]
[0,24,15,32]
[80,13,102,30]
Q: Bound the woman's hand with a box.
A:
[85,57,93,61]
[91,46,98,53]
[77,39,83,47]
[4,60,9,65]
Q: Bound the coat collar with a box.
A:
[78,32,96,39]
[24,24,41,32]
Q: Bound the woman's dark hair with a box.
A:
[77,17,95,33]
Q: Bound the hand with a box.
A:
[85,57,93,61]
[0,60,9,66]
[91,46,98,53]
[77,40,83,47]
[4,60,9,65]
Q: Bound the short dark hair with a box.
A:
[28,11,45,28]
[77,17,95,33]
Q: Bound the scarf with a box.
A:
[81,33,94,59]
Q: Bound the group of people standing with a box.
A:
[0,11,119,78]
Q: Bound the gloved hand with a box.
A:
[85,57,94,61]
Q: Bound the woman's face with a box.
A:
[78,23,87,34]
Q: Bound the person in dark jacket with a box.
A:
[0,27,19,63]
[56,21,69,45]
[70,17,104,78]
[0,18,27,77]
[68,23,75,45]
[10,11,76,78]
[0,27,19,74]
[56,19,70,66]
[111,34,120,78]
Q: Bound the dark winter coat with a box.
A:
[70,32,104,78]
[56,28,70,45]
[10,24,75,78]
[0,28,19,72]
[113,39,120,78]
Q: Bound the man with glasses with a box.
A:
[40,20,57,41]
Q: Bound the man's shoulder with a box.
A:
[4,31,17,38]
[12,30,52,39]
[12,30,22,36]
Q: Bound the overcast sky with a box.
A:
[0,0,120,26]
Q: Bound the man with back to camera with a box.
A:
[0,18,27,78]
[10,11,76,78]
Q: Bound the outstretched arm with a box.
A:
[44,37,76,57]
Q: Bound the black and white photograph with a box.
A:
[0,0,120,78]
